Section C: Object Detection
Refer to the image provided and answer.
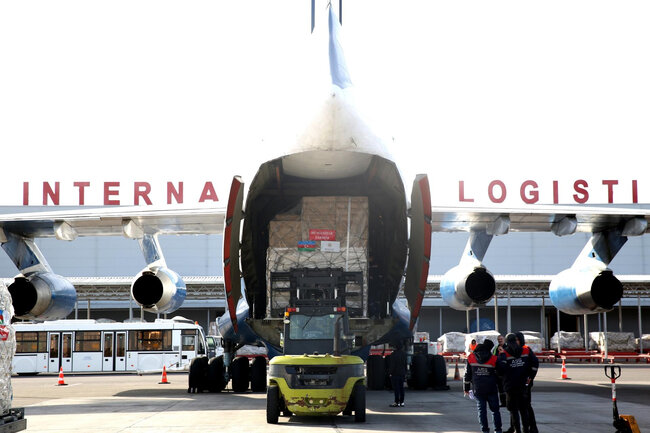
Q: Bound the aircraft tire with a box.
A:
[410,353,428,390]
[352,382,366,422]
[250,356,267,392]
[188,356,208,393]
[207,356,226,393]
[429,354,448,389]
[231,356,250,393]
[266,385,280,424]
[426,354,435,388]
[366,355,385,390]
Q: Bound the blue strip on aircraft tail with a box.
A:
[328,7,352,89]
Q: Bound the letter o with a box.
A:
[488,180,507,203]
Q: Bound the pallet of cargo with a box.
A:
[0,408,26,433]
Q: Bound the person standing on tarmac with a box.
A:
[389,342,407,407]
[514,332,539,433]
[497,333,537,433]
[492,335,507,407]
[464,341,503,433]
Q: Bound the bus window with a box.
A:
[197,336,205,355]
[75,331,101,352]
[49,334,59,358]
[103,333,113,357]
[128,330,172,351]
[16,332,47,353]
[62,334,72,358]
[182,335,195,351]
[116,333,125,357]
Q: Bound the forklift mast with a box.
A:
[276,268,361,355]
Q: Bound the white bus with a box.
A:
[12,316,207,374]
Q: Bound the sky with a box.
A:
[1,0,649,207]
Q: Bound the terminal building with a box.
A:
[2,207,650,347]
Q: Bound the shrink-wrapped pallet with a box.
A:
[589,332,637,352]
[550,331,584,349]
[266,197,369,317]
[522,337,544,353]
[437,332,467,353]
[0,282,16,415]
[301,197,368,248]
[465,331,501,353]
[519,331,544,352]
[521,330,542,340]
[635,334,650,350]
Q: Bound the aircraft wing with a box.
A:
[429,204,650,234]
[0,205,227,239]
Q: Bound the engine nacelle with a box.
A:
[549,267,623,315]
[440,264,496,311]
[131,266,186,313]
[8,272,77,320]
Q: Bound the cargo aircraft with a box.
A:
[1,6,649,391]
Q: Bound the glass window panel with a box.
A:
[182,336,195,351]
[103,334,113,357]
[62,334,72,358]
[127,330,173,351]
[74,331,101,352]
[116,333,125,357]
[49,335,59,358]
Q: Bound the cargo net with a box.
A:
[266,196,369,318]
[0,282,16,416]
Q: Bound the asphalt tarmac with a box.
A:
[10,363,650,433]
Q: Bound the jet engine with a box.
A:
[439,265,496,311]
[131,266,186,313]
[549,267,623,315]
[8,272,77,320]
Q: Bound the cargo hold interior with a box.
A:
[241,155,409,320]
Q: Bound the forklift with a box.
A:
[266,268,366,423]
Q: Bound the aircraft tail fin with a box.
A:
[328,6,352,89]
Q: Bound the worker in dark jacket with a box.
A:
[497,333,537,433]
[515,332,539,433]
[389,342,407,407]
[464,341,503,433]
[492,334,507,407]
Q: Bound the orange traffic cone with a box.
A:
[57,367,67,386]
[454,360,461,381]
[159,365,170,384]
[560,359,570,380]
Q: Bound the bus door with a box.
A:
[61,332,72,372]
[48,332,71,372]
[102,332,114,371]
[48,333,60,372]
[102,332,127,371]
[115,332,126,371]
[181,330,198,367]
